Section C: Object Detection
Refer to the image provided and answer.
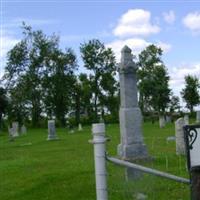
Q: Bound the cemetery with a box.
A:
[1,3,200,200]
[0,121,196,200]
[0,44,200,200]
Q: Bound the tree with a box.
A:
[99,72,119,119]
[181,75,200,113]
[3,23,77,126]
[80,39,116,121]
[42,49,77,126]
[137,44,171,115]
[0,87,8,130]
[168,95,181,113]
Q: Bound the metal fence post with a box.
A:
[90,123,108,200]
[191,168,200,200]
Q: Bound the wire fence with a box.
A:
[106,156,190,200]
[106,137,190,200]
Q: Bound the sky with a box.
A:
[1,0,200,110]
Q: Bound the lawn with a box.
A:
[0,122,190,200]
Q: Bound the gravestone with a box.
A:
[184,115,189,125]
[8,127,15,141]
[166,115,171,123]
[117,46,148,179]
[21,125,27,135]
[99,116,104,123]
[78,123,83,131]
[166,136,175,142]
[12,122,19,137]
[47,120,58,140]
[175,118,185,155]
[69,129,75,134]
[196,111,200,124]
[159,115,166,128]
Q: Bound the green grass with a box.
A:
[0,122,190,200]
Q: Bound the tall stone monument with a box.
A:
[47,120,58,140]
[118,46,148,163]
[196,111,200,124]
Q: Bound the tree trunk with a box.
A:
[94,75,99,122]
[32,101,40,127]
[75,94,80,126]
[139,92,144,114]
[0,113,2,130]
[190,105,194,114]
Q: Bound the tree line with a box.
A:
[0,24,200,128]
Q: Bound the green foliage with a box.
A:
[137,45,171,114]
[0,87,8,129]
[181,75,200,113]
[168,95,181,113]
[103,114,119,124]
[3,24,77,127]
[42,48,77,126]
[80,39,117,121]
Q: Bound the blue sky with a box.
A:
[1,0,200,109]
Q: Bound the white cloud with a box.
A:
[106,38,171,62]
[156,41,172,53]
[0,32,20,78]
[113,9,160,37]
[0,17,58,79]
[163,10,176,24]
[183,12,200,34]
[169,63,200,95]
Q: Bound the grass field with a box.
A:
[0,122,190,200]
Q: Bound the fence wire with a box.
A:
[106,137,190,200]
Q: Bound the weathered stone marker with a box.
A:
[8,127,15,141]
[78,123,83,131]
[47,120,58,140]
[21,125,27,135]
[159,115,166,128]
[196,111,200,124]
[166,115,171,123]
[12,122,19,137]
[184,115,189,125]
[175,118,185,155]
[117,46,148,179]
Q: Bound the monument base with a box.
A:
[118,143,149,180]
[125,167,142,181]
[47,135,59,141]
[118,143,149,161]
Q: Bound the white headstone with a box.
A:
[175,118,185,155]
[166,116,171,123]
[196,111,200,123]
[12,122,19,137]
[159,115,166,128]
[8,127,15,141]
[47,120,58,140]
[21,125,27,135]
[78,123,82,131]
[69,129,75,134]
[184,115,189,125]
[8,127,14,137]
